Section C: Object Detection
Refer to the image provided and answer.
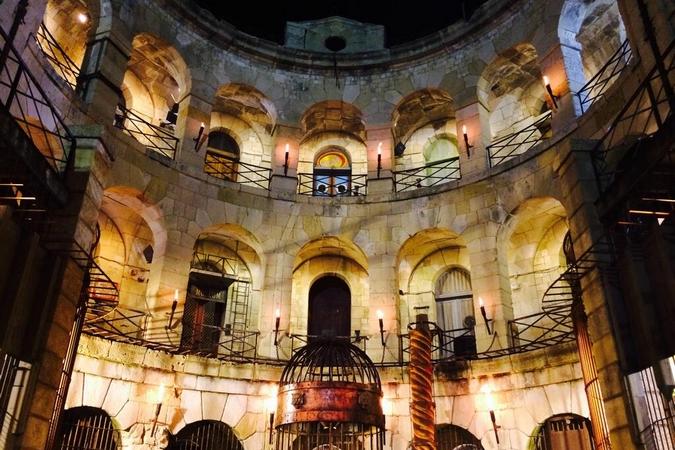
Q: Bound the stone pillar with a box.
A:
[456,102,490,176]
[408,316,436,450]
[539,44,578,132]
[466,220,514,352]
[366,127,394,195]
[78,27,131,125]
[555,139,637,449]
[20,127,113,450]
[176,92,213,167]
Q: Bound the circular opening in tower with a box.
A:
[274,338,385,449]
[324,36,347,52]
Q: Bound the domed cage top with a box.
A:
[274,338,385,450]
[279,338,382,387]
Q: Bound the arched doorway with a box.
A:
[170,420,244,450]
[308,276,351,338]
[57,407,118,450]
[435,267,476,358]
[436,424,483,449]
[533,414,593,450]
[313,149,352,196]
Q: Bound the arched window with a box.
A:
[435,268,476,358]
[57,407,118,450]
[180,251,251,355]
[308,276,351,339]
[170,420,244,450]
[313,149,352,196]
[436,424,483,449]
[204,131,240,182]
[534,414,593,450]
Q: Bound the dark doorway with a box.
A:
[308,276,351,339]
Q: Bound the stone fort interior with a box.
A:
[0,0,673,449]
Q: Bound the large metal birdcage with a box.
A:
[274,338,385,450]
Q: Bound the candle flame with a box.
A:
[377,142,382,155]
[377,309,384,320]
[77,13,88,24]
[173,289,178,301]
[543,75,550,86]
[478,297,484,308]
[285,143,289,153]
[275,308,281,318]
[462,124,468,135]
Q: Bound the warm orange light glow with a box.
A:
[381,397,393,416]
[77,13,88,24]
[275,308,281,318]
[657,218,666,226]
[377,142,382,155]
[478,297,484,308]
[200,122,205,128]
[377,309,384,320]
[481,383,496,410]
[543,75,551,86]
[285,143,289,154]
[462,124,468,136]
[152,384,166,404]
[174,289,178,301]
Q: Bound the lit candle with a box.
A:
[543,75,550,87]
[377,142,382,156]
[273,308,281,345]
[377,309,385,346]
[77,12,88,24]
[173,289,178,301]
[543,75,558,108]
[377,309,384,320]
[462,124,468,137]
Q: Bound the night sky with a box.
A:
[193,0,489,47]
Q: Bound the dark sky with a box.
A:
[194,0,488,47]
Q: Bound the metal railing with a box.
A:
[191,251,251,281]
[0,25,75,175]
[487,111,552,167]
[0,350,30,448]
[510,307,575,352]
[114,106,178,160]
[591,40,674,193]
[203,151,271,190]
[297,172,367,196]
[289,333,368,354]
[34,22,80,90]
[393,156,461,192]
[577,39,633,114]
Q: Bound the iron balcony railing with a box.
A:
[114,106,179,159]
[577,39,633,114]
[297,172,367,197]
[191,251,250,280]
[203,151,271,190]
[487,111,553,167]
[0,350,30,447]
[393,156,461,192]
[288,333,368,355]
[34,22,80,90]
[591,39,674,194]
[0,25,75,175]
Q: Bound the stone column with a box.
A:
[539,44,579,132]
[366,127,394,195]
[466,220,514,353]
[20,127,113,450]
[455,102,490,176]
[555,139,636,449]
[77,26,131,125]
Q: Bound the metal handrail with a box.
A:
[34,22,80,90]
[577,39,633,114]
[487,111,553,167]
[591,39,674,193]
[114,106,179,159]
[297,171,367,196]
[393,156,461,192]
[203,151,271,190]
[0,24,75,175]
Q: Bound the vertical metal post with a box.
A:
[409,314,437,450]
[573,299,613,450]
